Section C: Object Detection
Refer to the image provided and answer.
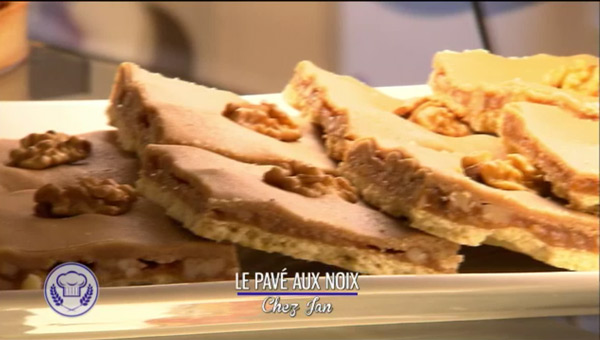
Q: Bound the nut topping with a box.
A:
[223,102,302,141]
[34,177,137,217]
[544,60,599,97]
[395,97,472,137]
[462,152,544,191]
[263,161,358,203]
[393,96,431,117]
[8,131,91,169]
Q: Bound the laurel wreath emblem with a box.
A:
[80,284,94,306]
[50,284,63,306]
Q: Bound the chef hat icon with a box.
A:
[57,271,87,297]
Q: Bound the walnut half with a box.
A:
[263,161,358,203]
[394,97,472,137]
[462,152,544,191]
[544,60,599,97]
[34,177,137,217]
[8,131,91,169]
[222,102,302,142]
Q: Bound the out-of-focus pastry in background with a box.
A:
[0,2,28,73]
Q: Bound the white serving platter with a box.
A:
[0,86,598,340]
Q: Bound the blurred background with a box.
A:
[0,1,599,99]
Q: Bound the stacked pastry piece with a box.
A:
[107,62,463,275]
[283,53,598,271]
[0,124,238,289]
[429,49,598,133]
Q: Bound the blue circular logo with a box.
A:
[43,262,99,317]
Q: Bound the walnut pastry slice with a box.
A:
[501,102,599,215]
[283,61,502,162]
[428,49,599,134]
[106,62,332,170]
[0,188,238,290]
[284,60,599,271]
[137,144,463,275]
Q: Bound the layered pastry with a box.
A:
[137,144,463,274]
[0,189,239,290]
[0,130,139,191]
[284,61,599,271]
[284,61,503,161]
[501,102,599,214]
[106,62,333,170]
[428,50,599,133]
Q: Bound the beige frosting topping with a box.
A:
[433,49,599,86]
